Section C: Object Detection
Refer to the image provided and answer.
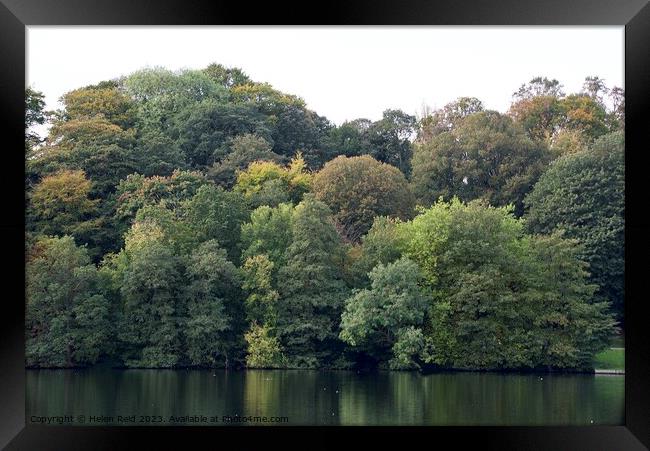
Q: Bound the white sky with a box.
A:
[27,26,624,126]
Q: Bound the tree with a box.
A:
[234,154,312,208]
[180,184,250,262]
[241,255,286,368]
[508,76,614,155]
[324,119,372,159]
[397,198,615,370]
[242,254,280,326]
[208,134,282,188]
[244,324,285,368]
[365,109,416,175]
[513,77,565,101]
[411,111,551,216]
[171,99,274,168]
[123,67,229,135]
[203,63,252,89]
[240,203,294,276]
[184,240,244,368]
[351,216,406,286]
[26,87,48,152]
[29,169,99,236]
[312,155,415,242]
[114,170,210,227]
[509,95,564,144]
[116,220,185,367]
[417,97,484,142]
[340,257,428,369]
[276,196,349,368]
[525,131,625,322]
[26,236,111,367]
[59,84,136,129]
[28,169,105,258]
[608,86,625,131]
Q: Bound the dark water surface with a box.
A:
[26,369,624,426]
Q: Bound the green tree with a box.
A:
[417,97,484,142]
[25,87,48,152]
[203,63,252,89]
[411,110,551,216]
[184,240,244,368]
[397,198,615,370]
[276,196,349,368]
[365,109,416,175]
[525,131,625,322]
[171,99,274,168]
[115,170,210,227]
[123,67,228,135]
[180,184,250,262]
[116,220,185,367]
[26,236,111,367]
[351,216,406,287]
[242,254,280,326]
[240,203,295,276]
[208,134,282,188]
[312,155,415,242]
[340,257,428,369]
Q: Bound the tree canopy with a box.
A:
[24,67,623,371]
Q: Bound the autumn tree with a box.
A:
[312,155,415,242]
[234,154,312,208]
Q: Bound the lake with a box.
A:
[26,369,624,426]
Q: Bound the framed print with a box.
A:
[1,0,649,449]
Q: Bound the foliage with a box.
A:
[184,240,244,368]
[275,196,349,368]
[508,76,623,156]
[340,257,428,369]
[180,184,250,261]
[25,87,48,152]
[525,131,625,321]
[234,154,312,208]
[411,111,551,216]
[397,199,615,370]
[116,221,185,367]
[362,110,416,175]
[312,155,415,242]
[417,97,484,141]
[240,203,294,275]
[242,254,280,326]
[26,236,111,367]
[114,170,210,234]
[24,67,623,372]
[244,323,285,368]
[208,134,282,187]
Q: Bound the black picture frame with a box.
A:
[1,1,648,449]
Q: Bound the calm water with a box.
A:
[26,369,624,426]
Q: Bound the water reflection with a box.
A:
[26,369,624,426]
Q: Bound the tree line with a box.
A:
[25,65,624,371]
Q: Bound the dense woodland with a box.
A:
[25,65,624,371]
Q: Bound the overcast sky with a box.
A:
[27,26,624,126]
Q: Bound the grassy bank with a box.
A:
[593,347,624,371]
